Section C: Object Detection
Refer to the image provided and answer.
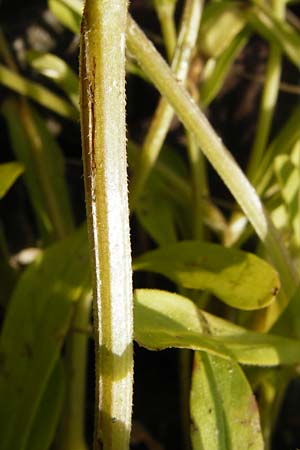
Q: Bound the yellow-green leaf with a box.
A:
[274,148,300,248]
[133,241,280,310]
[134,289,300,366]
[27,51,79,108]
[48,0,82,34]
[198,2,246,58]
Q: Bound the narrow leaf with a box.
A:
[48,0,82,34]
[2,99,74,241]
[0,64,77,120]
[0,162,24,199]
[27,51,79,108]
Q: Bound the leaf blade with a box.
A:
[0,226,90,450]
[190,352,264,450]
[134,289,300,366]
[133,241,280,310]
[0,162,24,199]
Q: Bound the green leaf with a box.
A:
[133,241,280,310]
[0,162,24,199]
[128,141,191,209]
[27,52,79,108]
[0,64,77,120]
[48,0,82,34]
[274,147,300,248]
[134,289,300,366]
[134,145,191,244]
[0,226,90,450]
[248,5,300,67]
[190,352,264,450]
[198,2,247,58]
[25,360,65,450]
[254,106,300,194]
[200,29,250,107]
[136,184,177,245]
[2,98,74,242]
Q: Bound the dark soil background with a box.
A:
[0,0,300,449]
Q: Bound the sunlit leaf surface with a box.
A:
[134,241,280,310]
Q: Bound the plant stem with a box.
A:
[80,2,133,450]
[247,0,284,181]
[153,0,177,61]
[127,16,299,300]
[186,132,208,240]
[129,0,203,211]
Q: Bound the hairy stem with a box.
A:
[80,2,133,450]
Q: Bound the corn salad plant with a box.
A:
[0,0,300,449]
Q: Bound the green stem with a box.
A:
[153,0,177,61]
[129,0,203,210]
[127,16,299,300]
[247,0,284,181]
[186,132,207,240]
[80,2,133,450]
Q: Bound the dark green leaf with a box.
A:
[25,360,65,450]
[0,226,90,450]
[2,99,74,242]
[190,352,263,450]
[0,162,24,199]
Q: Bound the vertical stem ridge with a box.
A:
[80,2,133,450]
